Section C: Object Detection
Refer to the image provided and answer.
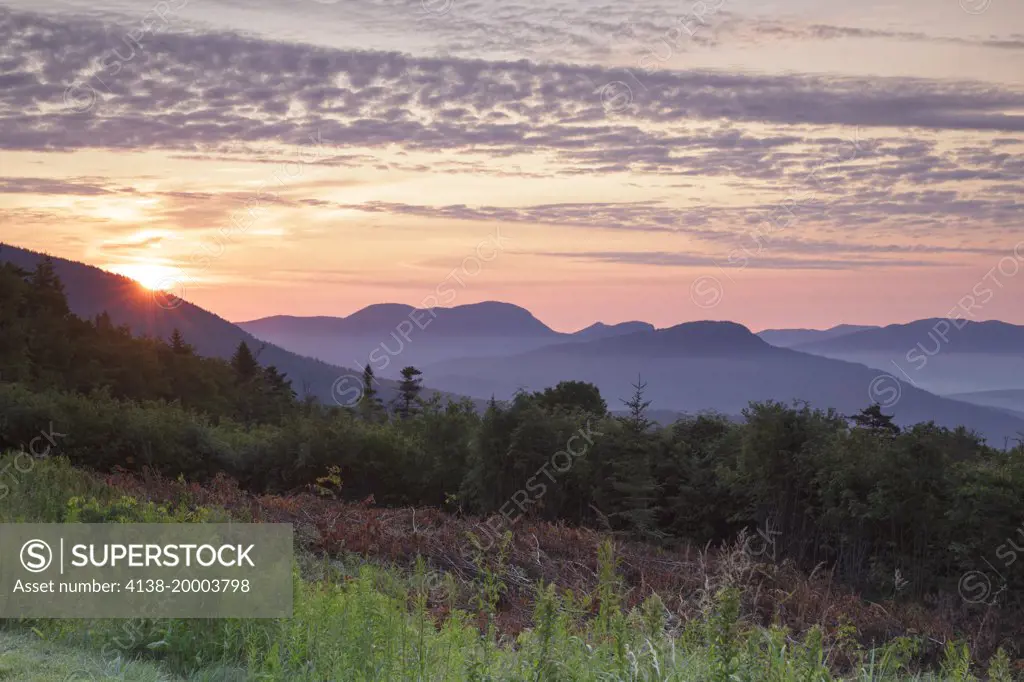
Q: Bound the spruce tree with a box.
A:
[29,257,70,317]
[169,329,194,356]
[230,341,260,383]
[850,404,900,436]
[607,375,660,537]
[229,340,260,423]
[621,375,653,434]
[0,261,31,383]
[26,258,73,385]
[359,363,383,420]
[396,366,423,418]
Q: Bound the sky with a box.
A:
[0,0,1022,332]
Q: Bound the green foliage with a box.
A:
[987,648,1015,682]
[850,404,901,436]
[940,641,976,681]
[0,629,171,682]
[229,341,260,383]
[534,380,607,417]
[0,382,253,479]
[395,365,423,418]
[594,539,623,639]
[1,457,1017,681]
[358,363,384,422]
[65,494,219,524]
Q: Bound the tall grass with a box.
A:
[1,456,1016,681]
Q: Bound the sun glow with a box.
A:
[107,262,181,290]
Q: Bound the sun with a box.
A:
[107,263,181,291]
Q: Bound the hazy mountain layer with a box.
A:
[425,321,1024,444]
[758,324,879,348]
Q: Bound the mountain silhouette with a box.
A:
[424,320,1024,444]
[0,243,397,403]
[947,389,1024,418]
[788,318,1024,396]
[758,324,878,348]
[793,318,1024,354]
[241,301,558,338]
[572,321,656,341]
[239,303,649,375]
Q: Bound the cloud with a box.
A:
[0,177,118,195]
[100,236,164,252]
[1,6,1021,270]
[2,6,1024,166]
[528,250,949,270]
[326,192,1024,240]
[714,19,1024,52]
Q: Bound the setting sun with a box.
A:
[106,262,181,291]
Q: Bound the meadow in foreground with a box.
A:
[1,456,1019,681]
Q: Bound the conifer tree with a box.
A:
[606,375,660,537]
[359,363,383,420]
[395,366,423,418]
[169,329,194,356]
[29,257,70,317]
[230,341,260,383]
[621,375,653,434]
[850,404,900,436]
[26,258,74,385]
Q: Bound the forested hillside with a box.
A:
[0,243,397,404]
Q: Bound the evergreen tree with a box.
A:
[29,257,70,317]
[601,376,660,537]
[169,328,194,356]
[621,375,653,434]
[94,311,113,331]
[359,363,384,420]
[850,404,900,436]
[0,261,31,383]
[25,258,74,387]
[395,366,423,418]
[260,365,297,422]
[263,366,294,398]
[230,341,260,383]
[230,340,262,423]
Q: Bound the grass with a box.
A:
[1,454,1020,681]
[0,629,177,681]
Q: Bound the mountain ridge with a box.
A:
[422,321,1024,444]
[0,243,401,404]
[793,318,1024,354]
[758,324,879,348]
[240,300,559,338]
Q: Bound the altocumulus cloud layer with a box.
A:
[0,5,1021,266]
[4,7,1024,143]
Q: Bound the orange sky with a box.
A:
[1,0,1022,331]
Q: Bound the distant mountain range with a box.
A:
[5,242,1024,444]
[777,319,1024,397]
[421,321,1024,444]
[238,306,653,374]
[242,302,557,339]
[757,324,879,348]
[573,321,656,341]
[947,389,1024,419]
[792,319,1024,355]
